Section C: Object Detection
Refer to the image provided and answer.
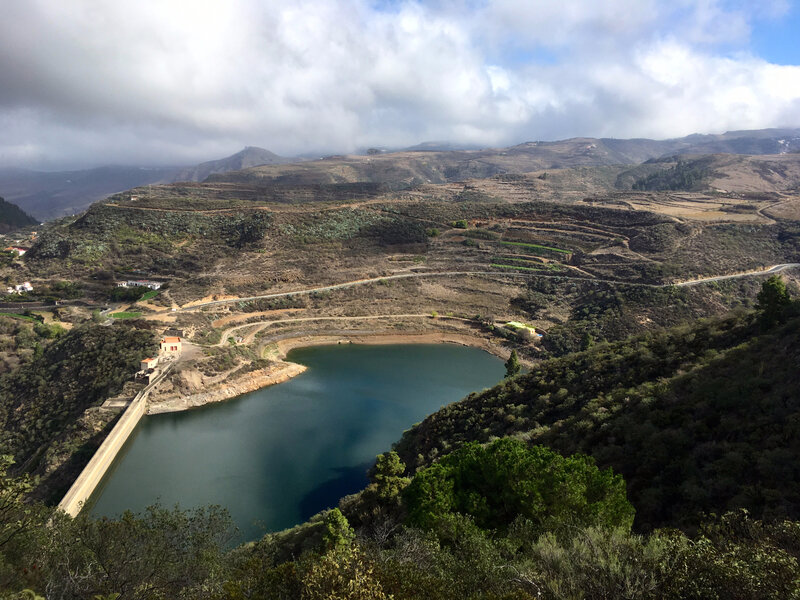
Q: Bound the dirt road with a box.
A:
[173,263,800,312]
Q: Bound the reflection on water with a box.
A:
[89,344,504,542]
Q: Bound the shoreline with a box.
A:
[272,330,507,361]
[147,330,508,415]
[147,361,307,415]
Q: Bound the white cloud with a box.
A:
[0,0,798,168]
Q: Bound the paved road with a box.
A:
[169,263,800,313]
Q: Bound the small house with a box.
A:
[7,281,33,294]
[140,357,159,371]
[4,247,28,256]
[160,336,182,355]
[119,280,163,290]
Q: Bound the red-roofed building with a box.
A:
[160,336,181,355]
[140,357,159,371]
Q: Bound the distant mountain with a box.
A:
[0,166,178,221]
[0,196,38,233]
[402,141,486,152]
[212,129,800,189]
[172,147,290,182]
[3,130,799,221]
[0,147,291,221]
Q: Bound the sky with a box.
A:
[1,0,800,169]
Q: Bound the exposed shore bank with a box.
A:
[147,329,509,415]
[272,330,506,360]
[147,361,307,415]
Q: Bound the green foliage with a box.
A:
[138,289,159,302]
[0,314,40,324]
[461,228,500,240]
[373,451,411,501]
[499,240,571,255]
[404,439,634,533]
[757,275,793,326]
[32,322,63,340]
[0,197,37,233]
[397,311,800,531]
[451,219,468,229]
[41,504,233,599]
[109,311,143,319]
[526,527,675,599]
[108,285,147,302]
[504,350,521,378]
[684,511,800,599]
[632,157,712,191]
[491,263,548,272]
[228,212,271,248]
[363,219,427,245]
[322,508,355,551]
[0,463,797,598]
[425,227,440,237]
[0,325,157,467]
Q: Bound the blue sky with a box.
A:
[0,0,799,168]
[750,3,800,64]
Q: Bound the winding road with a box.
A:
[673,263,800,287]
[170,263,800,313]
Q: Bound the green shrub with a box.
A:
[404,438,634,533]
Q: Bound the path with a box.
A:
[171,263,800,312]
[674,263,800,287]
[213,313,434,347]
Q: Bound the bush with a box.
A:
[404,438,634,533]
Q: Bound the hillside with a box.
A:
[0,196,37,232]
[0,166,177,220]
[210,129,800,188]
[3,128,798,221]
[395,307,800,531]
[172,146,290,182]
[617,153,800,194]
[0,323,157,501]
[0,148,287,220]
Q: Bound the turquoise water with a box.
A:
[88,343,504,541]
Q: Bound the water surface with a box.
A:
[89,343,504,541]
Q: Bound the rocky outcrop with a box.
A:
[147,361,306,414]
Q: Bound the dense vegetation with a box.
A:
[0,197,37,233]
[1,443,799,598]
[397,290,800,531]
[0,267,795,596]
[632,157,714,191]
[0,324,157,474]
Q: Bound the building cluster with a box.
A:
[137,331,183,383]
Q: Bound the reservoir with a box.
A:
[89,343,504,541]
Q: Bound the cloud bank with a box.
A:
[1,0,799,168]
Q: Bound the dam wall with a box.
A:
[58,365,172,517]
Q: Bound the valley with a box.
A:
[1,135,800,597]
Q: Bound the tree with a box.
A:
[322,508,355,552]
[404,438,634,533]
[756,275,792,326]
[373,451,410,501]
[504,350,521,378]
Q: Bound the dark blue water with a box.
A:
[89,343,504,541]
